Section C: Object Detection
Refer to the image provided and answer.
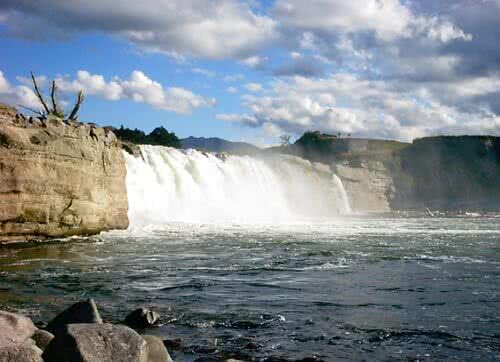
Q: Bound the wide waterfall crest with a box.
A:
[125,145,351,225]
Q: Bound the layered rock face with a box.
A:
[0,103,128,243]
[335,161,394,213]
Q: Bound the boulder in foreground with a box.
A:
[43,323,148,362]
[0,340,43,362]
[45,299,103,334]
[142,335,173,362]
[0,311,37,349]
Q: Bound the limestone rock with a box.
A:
[0,102,129,244]
[142,335,173,362]
[43,323,148,362]
[31,329,54,351]
[125,308,160,330]
[46,299,102,334]
[0,311,37,349]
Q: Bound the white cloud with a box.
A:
[1,69,215,115]
[0,70,39,109]
[241,55,267,68]
[224,73,245,82]
[225,73,500,141]
[274,0,471,43]
[216,113,258,126]
[0,0,277,60]
[244,83,263,92]
[226,86,238,94]
[192,68,215,77]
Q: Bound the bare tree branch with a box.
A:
[68,90,84,120]
[31,72,50,114]
[50,80,63,116]
[17,104,43,115]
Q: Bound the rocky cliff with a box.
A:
[0,103,128,243]
[335,161,394,213]
[272,131,500,213]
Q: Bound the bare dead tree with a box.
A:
[24,72,85,120]
[280,134,292,146]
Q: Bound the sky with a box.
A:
[0,0,499,146]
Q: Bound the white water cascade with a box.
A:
[124,145,351,225]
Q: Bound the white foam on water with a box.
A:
[124,145,351,226]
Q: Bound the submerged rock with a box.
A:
[0,311,37,349]
[43,323,148,362]
[163,337,183,350]
[31,329,54,351]
[142,335,173,362]
[45,299,102,334]
[125,308,160,330]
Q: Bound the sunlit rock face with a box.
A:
[0,103,128,243]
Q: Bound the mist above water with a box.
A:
[124,145,351,225]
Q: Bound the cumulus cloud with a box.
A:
[0,70,39,109]
[273,0,471,42]
[1,69,215,115]
[223,74,245,82]
[241,56,267,68]
[0,0,277,59]
[226,86,238,94]
[244,83,263,92]
[221,74,500,141]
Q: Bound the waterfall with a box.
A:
[124,145,351,225]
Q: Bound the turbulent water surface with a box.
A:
[0,217,499,361]
[0,147,499,360]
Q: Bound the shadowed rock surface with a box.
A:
[31,329,54,352]
[45,299,103,334]
[0,103,128,243]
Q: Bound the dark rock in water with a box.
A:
[43,323,148,362]
[45,299,102,334]
[163,337,183,350]
[0,340,43,362]
[31,329,54,351]
[125,308,160,330]
[142,335,173,362]
[0,311,37,349]
[244,341,261,350]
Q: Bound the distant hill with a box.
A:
[181,136,260,155]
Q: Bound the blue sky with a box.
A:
[1,0,499,146]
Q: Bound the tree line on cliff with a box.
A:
[113,125,181,148]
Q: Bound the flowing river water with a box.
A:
[0,146,498,361]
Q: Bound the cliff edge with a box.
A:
[0,103,128,243]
